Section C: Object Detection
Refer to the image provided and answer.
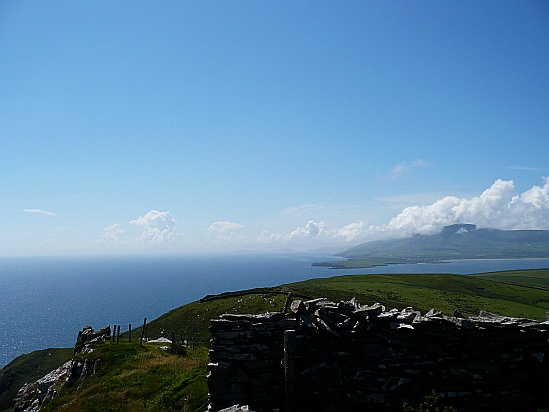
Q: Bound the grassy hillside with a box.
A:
[286,270,549,320]
[134,269,549,343]
[126,291,291,346]
[473,268,549,289]
[0,348,73,411]
[40,341,209,412]
[2,269,548,411]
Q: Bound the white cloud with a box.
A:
[256,230,284,243]
[383,177,549,236]
[328,221,368,242]
[256,220,370,246]
[129,210,182,246]
[253,177,549,249]
[23,208,60,217]
[207,221,244,240]
[289,220,326,241]
[506,165,546,171]
[98,223,128,245]
[388,159,432,179]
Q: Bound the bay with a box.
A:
[1,253,548,368]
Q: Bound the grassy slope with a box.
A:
[136,269,549,342]
[127,292,290,345]
[0,348,73,411]
[286,270,549,320]
[42,341,208,412]
[2,269,548,411]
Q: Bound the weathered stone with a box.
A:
[208,297,549,412]
[352,303,385,318]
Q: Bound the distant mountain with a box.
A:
[314,224,549,268]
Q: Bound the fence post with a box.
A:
[171,331,175,354]
[284,329,296,412]
[129,324,132,342]
[283,293,293,313]
[112,325,117,342]
[140,318,147,345]
[116,325,120,343]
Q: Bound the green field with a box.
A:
[134,269,549,344]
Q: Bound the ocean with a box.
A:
[1,253,549,368]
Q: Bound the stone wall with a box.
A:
[207,298,549,412]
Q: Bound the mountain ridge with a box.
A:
[314,224,549,269]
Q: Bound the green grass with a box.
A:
[41,341,208,412]
[3,268,548,411]
[127,292,290,346]
[284,270,549,320]
[473,268,549,289]
[0,348,73,411]
[134,269,549,343]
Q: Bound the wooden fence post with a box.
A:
[284,329,296,412]
[140,318,147,345]
[129,324,132,342]
[112,325,117,342]
[116,325,120,343]
[283,293,293,313]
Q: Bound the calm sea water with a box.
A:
[1,253,548,368]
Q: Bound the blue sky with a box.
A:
[1,1,548,256]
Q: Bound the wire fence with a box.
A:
[107,320,210,353]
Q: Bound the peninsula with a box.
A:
[313,224,549,269]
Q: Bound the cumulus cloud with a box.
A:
[129,210,182,246]
[257,230,284,243]
[328,221,368,242]
[98,223,128,245]
[254,178,549,248]
[289,220,326,241]
[257,220,369,245]
[384,177,549,236]
[207,221,244,240]
[23,208,60,217]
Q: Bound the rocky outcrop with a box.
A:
[11,360,73,412]
[12,325,110,412]
[208,298,549,412]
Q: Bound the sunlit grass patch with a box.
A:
[42,342,208,412]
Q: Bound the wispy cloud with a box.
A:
[375,192,452,205]
[388,159,433,180]
[98,223,128,245]
[22,208,61,217]
[506,165,546,171]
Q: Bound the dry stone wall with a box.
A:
[208,298,549,412]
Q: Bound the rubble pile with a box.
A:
[208,297,549,412]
